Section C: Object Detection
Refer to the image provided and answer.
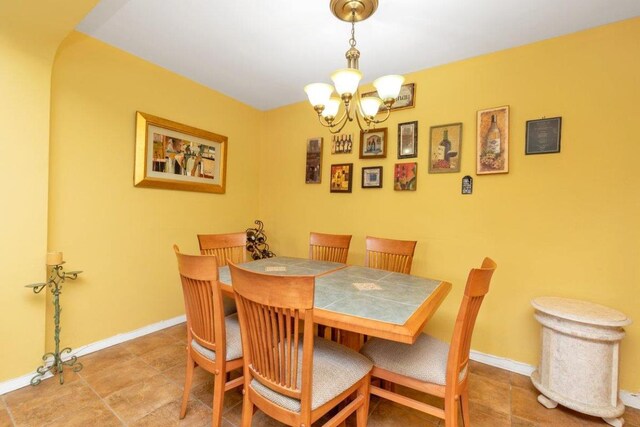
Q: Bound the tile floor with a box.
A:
[1,323,638,426]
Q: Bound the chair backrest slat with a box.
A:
[446,257,497,387]
[365,236,417,274]
[230,262,315,401]
[174,245,225,353]
[198,232,247,266]
[309,232,352,263]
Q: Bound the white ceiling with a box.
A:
[77,0,640,111]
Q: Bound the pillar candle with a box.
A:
[46,251,63,266]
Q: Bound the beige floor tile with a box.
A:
[4,370,82,410]
[162,363,214,390]
[130,398,211,427]
[82,357,160,397]
[467,371,511,416]
[163,323,188,343]
[510,371,534,389]
[6,381,101,427]
[511,383,608,426]
[469,360,512,383]
[77,344,135,377]
[190,378,243,412]
[469,401,511,427]
[367,399,441,426]
[105,373,182,424]
[139,342,187,371]
[0,405,13,427]
[122,332,179,356]
[41,398,122,427]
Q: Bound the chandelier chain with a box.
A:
[349,10,357,47]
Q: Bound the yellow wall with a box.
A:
[0,0,99,381]
[47,32,264,349]
[260,18,640,390]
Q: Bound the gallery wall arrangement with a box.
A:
[304,83,563,194]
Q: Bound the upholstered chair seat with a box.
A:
[190,313,243,362]
[361,334,467,386]
[251,336,372,412]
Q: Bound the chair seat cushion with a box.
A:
[361,333,459,386]
[190,313,243,361]
[250,337,372,413]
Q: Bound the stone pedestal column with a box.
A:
[531,297,631,427]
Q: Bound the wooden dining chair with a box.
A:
[197,232,247,266]
[360,257,497,427]
[198,232,246,315]
[365,236,417,274]
[173,245,244,427]
[309,232,352,264]
[228,262,373,427]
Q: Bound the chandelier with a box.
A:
[304,0,404,134]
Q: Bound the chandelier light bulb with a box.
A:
[360,96,382,118]
[331,68,363,97]
[304,83,334,107]
[322,97,341,118]
[373,74,405,102]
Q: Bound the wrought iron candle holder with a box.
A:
[25,261,83,385]
[246,220,275,260]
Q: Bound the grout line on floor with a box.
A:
[2,394,18,427]
[77,360,127,426]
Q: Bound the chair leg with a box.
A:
[443,395,459,427]
[460,390,470,427]
[356,375,371,427]
[241,389,254,427]
[211,371,226,427]
[180,352,195,419]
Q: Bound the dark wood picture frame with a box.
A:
[525,117,562,155]
[398,121,418,159]
[359,128,387,159]
[362,82,416,111]
[362,166,383,189]
[330,163,353,193]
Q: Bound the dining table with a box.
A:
[218,256,452,348]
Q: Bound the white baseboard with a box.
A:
[2,320,638,411]
[470,349,640,410]
[0,314,186,396]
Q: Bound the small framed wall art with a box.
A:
[359,128,387,159]
[477,106,509,174]
[305,137,323,184]
[429,122,462,173]
[362,82,416,111]
[398,121,418,159]
[134,111,227,193]
[394,162,417,191]
[362,166,383,189]
[525,117,562,154]
[330,163,353,193]
[331,133,353,154]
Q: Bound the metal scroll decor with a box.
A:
[25,263,83,385]
[246,220,275,260]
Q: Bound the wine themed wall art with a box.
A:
[476,106,509,175]
[305,137,323,184]
[359,128,387,159]
[398,121,418,159]
[362,166,383,189]
[429,123,462,173]
[331,133,353,154]
[525,117,562,154]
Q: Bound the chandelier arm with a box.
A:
[354,108,370,133]
[369,107,391,125]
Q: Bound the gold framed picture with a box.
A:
[134,112,227,193]
[477,106,509,174]
[429,123,462,173]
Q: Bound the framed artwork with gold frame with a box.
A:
[476,106,509,175]
[134,112,227,193]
